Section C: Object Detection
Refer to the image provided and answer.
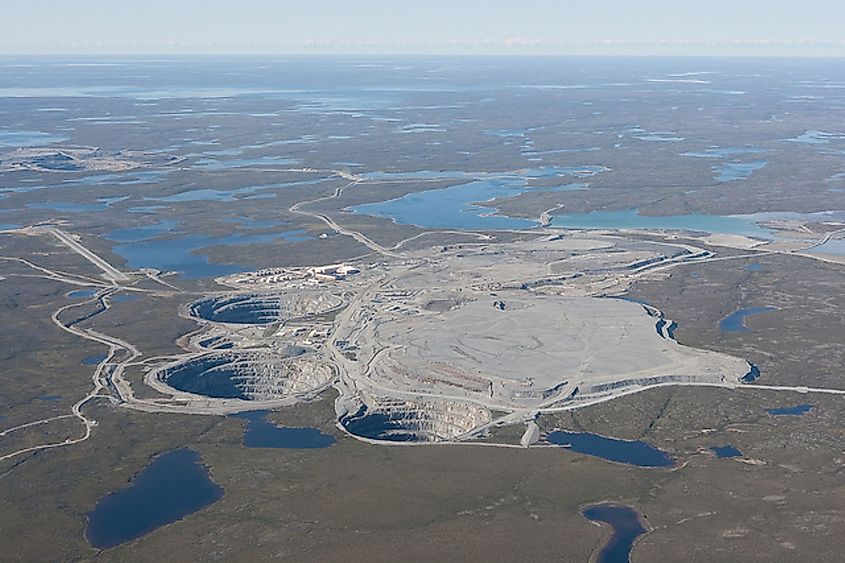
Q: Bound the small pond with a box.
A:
[86,449,223,549]
[545,431,673,468]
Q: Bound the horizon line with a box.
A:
[2,51,845,59]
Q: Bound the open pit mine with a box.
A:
[139,232,756,446]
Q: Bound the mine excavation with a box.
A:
[339,397,494,442]
[151,350,334,402]
[0,145,182,173]
[139,232,760,444]
[187,291,345,325]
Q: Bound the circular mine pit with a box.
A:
[187,292,343,325]
[339,399,491,443]
[156,351,333,401]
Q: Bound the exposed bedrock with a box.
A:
[155,350,333,401]
[187,292,343,325]
[339,397,492,442]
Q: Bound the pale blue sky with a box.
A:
[2,0,844,56]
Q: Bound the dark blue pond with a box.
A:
[740,363,761,383]
[767,404,812,416]
[82,353,108,366]
[545,431,673,467]
[654,318,677,339]
[711,445,743,458]
[745,263,763,271]
[719,307,776,333]
[86,449,223,549]
[230,410,336,449]
[665,321,677,340]
[582,504,647,563]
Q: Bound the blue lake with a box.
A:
[787,130,845,145]
[359,166,606,183]
[82,353,108,366]
[354,178,538,230]
[110,233,283,279]
[633,132,684,142]
[682,147,767,159]
[711,445,743,458]
[582,504,647,563]
[714,160,767,182]
[105,220,180,243]
[146,178,329,203]
[127,205,169,214]
[106,222,308,278]
[231,410,336,449]
[28,201,109,213]
[0,171,178,194]
[150,189,242,203]
[0,128,67,148]
[194,156,300,170]
[62,170,171,188]
[550,209,774,239]
[352,167,605,230]
[813,238,845,256]
[767,404,812,416]
[719,307,776,333]
[544,431,673,468]
[86,449,223,549]
[26,196,127,213]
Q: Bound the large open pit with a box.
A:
[339,397,492,442]
[146,233,760,444]
[188,292,343,325]
[155,351,333,401]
